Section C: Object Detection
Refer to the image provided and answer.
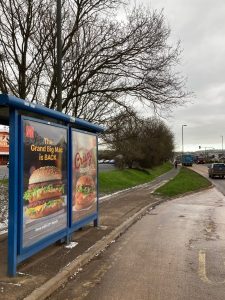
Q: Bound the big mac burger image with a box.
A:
[24,166,65,219]
[73,175,96,210]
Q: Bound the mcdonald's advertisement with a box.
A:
[72,131,97,223]
[22,119,67,248]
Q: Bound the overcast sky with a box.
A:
[135,0,225,153]
[1,1,225,154]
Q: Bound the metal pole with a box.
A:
[222,136,224,156]
[182,126,184,160]
[57,0,62,112]
[182,125,187,165]
[8,109,19,276]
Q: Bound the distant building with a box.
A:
[0,127,9,165]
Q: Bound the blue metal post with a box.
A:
[94,135,99,227]
[67,126,72,243]
[8,109,19,276]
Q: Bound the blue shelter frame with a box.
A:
[0,94,104,276]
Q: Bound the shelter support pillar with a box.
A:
[8,109,19,276]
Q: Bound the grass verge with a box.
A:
[0,178,8,185]
[0,162,173,193]
[99,162,172,194]
[154,167,211,198]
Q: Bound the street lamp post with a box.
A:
[221,135,224,156]
[182,124,187,164]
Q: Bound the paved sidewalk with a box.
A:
[0,168,179,300]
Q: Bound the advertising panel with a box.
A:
[0,130,9,149]
[72,130,97,223]
[0,129,9,164]
[22,119,67,248]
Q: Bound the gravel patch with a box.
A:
[0,184,8,234]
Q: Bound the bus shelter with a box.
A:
[0,94,104,276]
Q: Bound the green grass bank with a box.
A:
[154,167,211,198]
[0,162,173,193]
[0,178,8,185]
[99,162,172,195]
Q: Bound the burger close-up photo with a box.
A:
[24,166,65,220]
[73,175,96,211]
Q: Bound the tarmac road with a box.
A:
[0,163,112,179]
[98,163,116,172]
[192,163,225,195]
[49,186,225,299]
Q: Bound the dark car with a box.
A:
[197,157,205,164]
[208,163,225,178]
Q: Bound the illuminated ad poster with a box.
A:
[72,131,97,223]
[22,119,67,248]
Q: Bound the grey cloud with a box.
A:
[136,0,225,150]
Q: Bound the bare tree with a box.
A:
[139,117,174,167]
[0,0,55,100]
[103,111,174,168]
[0,0,187,123]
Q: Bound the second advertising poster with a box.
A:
[72,130,97,223]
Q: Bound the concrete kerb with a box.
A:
[24,199,164,300]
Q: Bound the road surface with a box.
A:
[50,184,225,299]
[192,163,225,195]
[0,163,114,179]
[98,163,116,172]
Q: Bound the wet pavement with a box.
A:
[0,167,179,300]
[49,187,225,300]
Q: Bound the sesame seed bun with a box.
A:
[29,166,62,184]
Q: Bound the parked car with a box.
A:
[208,163,225,178]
